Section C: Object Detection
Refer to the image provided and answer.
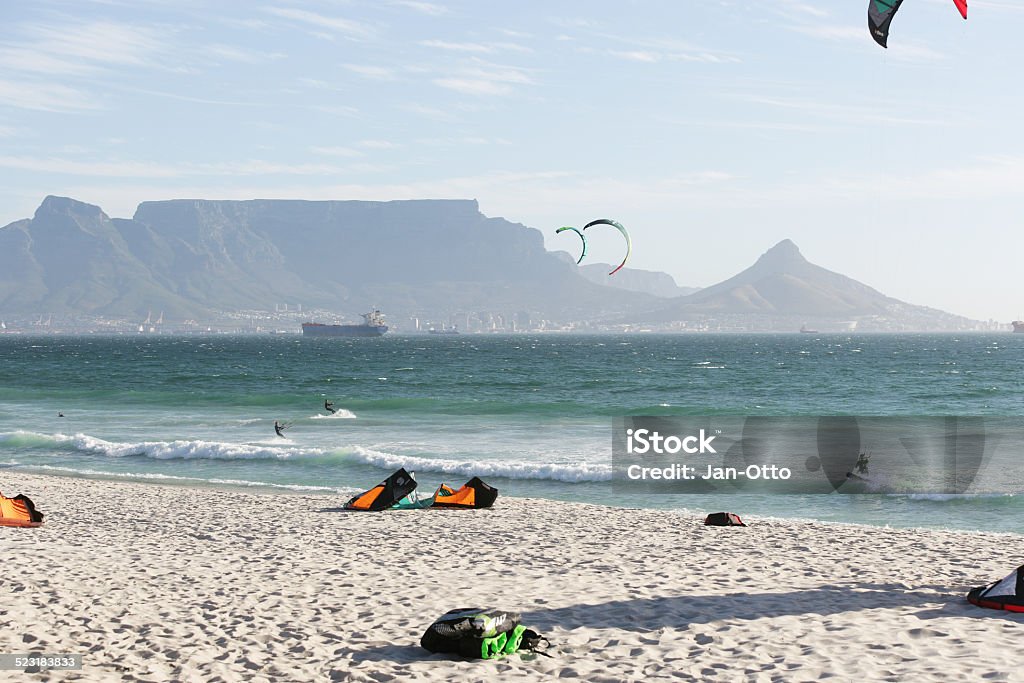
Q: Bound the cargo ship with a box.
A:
[1013,320,1024,333]
[301,310,388,337]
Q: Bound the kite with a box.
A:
[869,0,967,48]
[583,218,631,276]
[555,226,587,264]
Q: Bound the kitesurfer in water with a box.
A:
[58,412,64,418]
[274,420,290,438]
[324,399,337,414]
[854,451,870,476]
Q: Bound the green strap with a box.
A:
[480,632,508,659]
[503,625,526,654]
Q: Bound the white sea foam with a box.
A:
[348,445,613,482]
[56,432,329,460]
[310,409,357,419]
[0,431,611,481]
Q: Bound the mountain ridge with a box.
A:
[0,196,982,331]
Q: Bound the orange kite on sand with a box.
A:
[0,492,45,527]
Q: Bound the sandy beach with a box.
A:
[1,473,1021,682]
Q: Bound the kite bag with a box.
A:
[420,608,549,659]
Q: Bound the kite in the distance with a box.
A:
[555,226,587,264]
[869,0,967,48]
[583,218,631,276]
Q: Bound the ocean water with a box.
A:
[1,333,1021,533]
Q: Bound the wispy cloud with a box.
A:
[415,136,513,147]
[263,7,374,40]
[26,20,163,65]
[311,104,360,116]
[121,87,263,107]
[420,40,494,53]
[0,80,102,112]
[420,39,532,54]
[309,146,363,158]
[609,50,660,63]
[735,94,949,127]
[0,48,102,78]
[342,64,397,80]
[787,22,946,61]
[432,60,534,96]
[358,140,400,150]
[204,44,285,64]
[788,24,865,43]
[663,117,826,133]
[774,0,830,19]
[392,1,449,16]
[402,103,459,121]
[607,49,739,64]
[0,156,352,178]
[972,0,1024,12]
[0,20,168,77]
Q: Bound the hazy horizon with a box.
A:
[2,1,1022,321]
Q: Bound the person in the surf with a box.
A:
[58,411,65,418]
[274,420,290,438]
[854,451,870,476]
[324,399,337,415]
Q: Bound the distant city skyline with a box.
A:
[1,1,1022,321]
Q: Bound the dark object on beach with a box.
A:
[967,565,1024,613]
[0,492,45,527]
[704,512,746,527]
[420,608,549,659]
[344,468,418,511]
[432,477,498,509]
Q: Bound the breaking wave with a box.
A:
[347,446,612,482]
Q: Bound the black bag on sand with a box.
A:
[704,512,746,526]
[420,608,550,659]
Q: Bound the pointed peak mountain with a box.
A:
[34,195,108,221]
[657,237,895,318]
[751,239,807,272]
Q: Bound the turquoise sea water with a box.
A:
[1,333,1021,533]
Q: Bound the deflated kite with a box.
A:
[868,0,967,48]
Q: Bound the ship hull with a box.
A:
[301,324,388,337]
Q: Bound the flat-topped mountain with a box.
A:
[0,196,649,323]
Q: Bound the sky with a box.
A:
[1,0,1022,321]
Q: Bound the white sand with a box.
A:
[1,473,1022,682]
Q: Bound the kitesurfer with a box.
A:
[854,451,870,476]
[58,412,64,418]
[274,420,289,438]
[324,400,337,414]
